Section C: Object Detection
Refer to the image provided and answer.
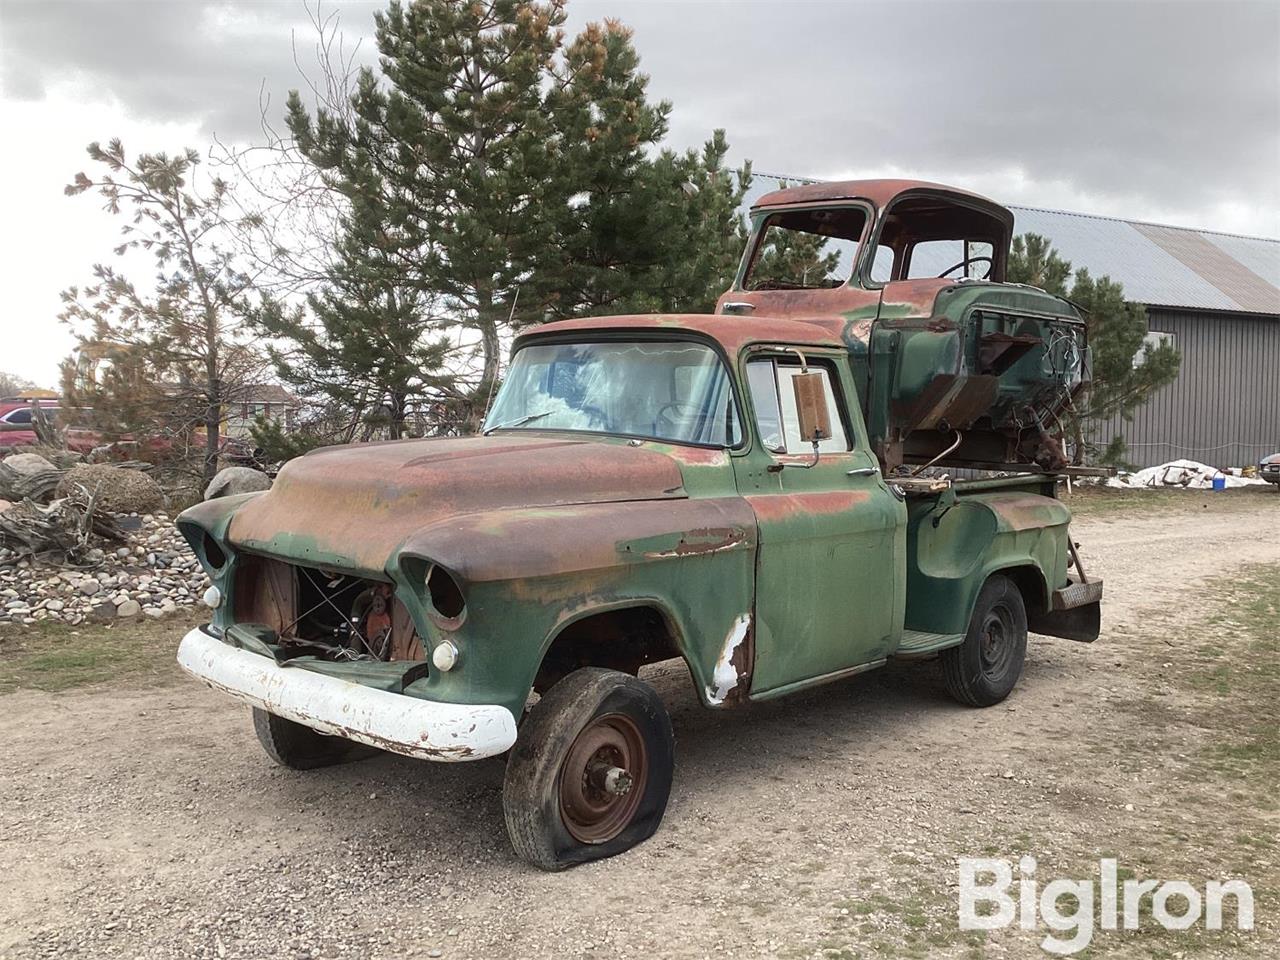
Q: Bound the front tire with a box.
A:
[252,707,373,769]
[503,668,674,870]
[941,574,1028,707]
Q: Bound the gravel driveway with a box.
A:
[2,495,1277,959]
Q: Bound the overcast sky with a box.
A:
[2,0,1278,386]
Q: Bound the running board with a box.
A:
[894,630,965,657]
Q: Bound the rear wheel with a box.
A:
[941,574,1028,707]
[503,667,674,870]
[252,708,373,769]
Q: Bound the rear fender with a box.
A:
[905,491,1069,636]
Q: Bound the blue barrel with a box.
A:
[1212,476,1226,491]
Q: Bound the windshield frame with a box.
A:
[485,332,750,451]
[734,200,875,293]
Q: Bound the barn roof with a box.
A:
[1008,206,1280,316]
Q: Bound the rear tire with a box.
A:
[503,667,674,870]
[252,708,374,769]
[941,574,1028,707]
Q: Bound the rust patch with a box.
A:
[747,490,871,523]
[752,177,1005,213]
[227,435,689,575]
[523,312,845,356]
[402,496,758,584]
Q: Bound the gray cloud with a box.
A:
[3,0,1277,232]
[1,0,383,141]
[570,0,1280,232]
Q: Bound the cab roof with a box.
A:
[519,313,844,354]
[755,178,1011,221]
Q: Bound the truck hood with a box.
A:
[226,435,689,574]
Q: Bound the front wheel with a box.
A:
[503,667,674,870]
[941,574,1028,707]
[252,707,374,769]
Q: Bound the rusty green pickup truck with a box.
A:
[176,180,1102,869]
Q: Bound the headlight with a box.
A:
[202,585,223,609]
[431,640,459,672]
[426,564,465,618]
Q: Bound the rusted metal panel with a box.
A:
[524,312,845,355]
[398,496,757,584]
[753,178,1008,218]
[226,435,689,576]
[232,554,295,636]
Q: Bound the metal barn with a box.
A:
[1010,207,1280,469]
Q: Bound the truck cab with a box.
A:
[175,181,1102,871]
[718,179,1089,473]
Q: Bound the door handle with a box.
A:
[721,301,755,314]
[846,466,879,477]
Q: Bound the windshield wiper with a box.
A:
[482,410,555,436]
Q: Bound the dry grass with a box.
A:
[0,607,202,693]
[1063,483,1279,520]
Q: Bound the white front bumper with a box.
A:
[177,628,517,761]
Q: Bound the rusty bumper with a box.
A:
[177,628,518,761]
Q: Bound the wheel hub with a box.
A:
[979,602,1015,678]
[559,713,648,844]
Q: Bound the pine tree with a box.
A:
[278,1,751,433]
[1009,233,1180,464]
[252,153,457,439]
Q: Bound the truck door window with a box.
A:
[743,207,867,291]
[746,359,849,454]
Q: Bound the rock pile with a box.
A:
[0,513,208,627]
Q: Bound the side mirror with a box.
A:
[792,371,832,444]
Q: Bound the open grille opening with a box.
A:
[234,554,424,662]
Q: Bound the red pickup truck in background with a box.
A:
[0,399,59,450]
[0,397,251,462]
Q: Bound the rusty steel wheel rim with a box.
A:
[558,713,648,844]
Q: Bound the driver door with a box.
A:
[733,351,905,697]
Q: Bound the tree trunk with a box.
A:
[389,392,407,440]
[471,289,503,435]
[204,376,222,485]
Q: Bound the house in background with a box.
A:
[224,383,300,440]
[1008,206,1279,469]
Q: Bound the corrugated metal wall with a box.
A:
[1093,308,1280,468]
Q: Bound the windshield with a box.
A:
[484,340,742,447]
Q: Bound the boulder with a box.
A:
[55,464,165,515]
[204,466,271,500]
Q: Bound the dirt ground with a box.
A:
[2,489,1277,960]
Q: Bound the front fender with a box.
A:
[394,498,758,715]
[397,497,755,583]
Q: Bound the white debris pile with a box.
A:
[1106,459,1269,490]
[0,512,208,627]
